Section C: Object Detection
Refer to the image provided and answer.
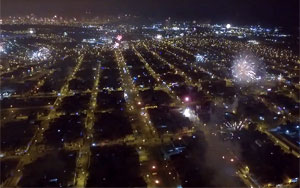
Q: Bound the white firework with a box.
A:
[30,47,51,61]
[224,119,248,131]
[232,55,256,83]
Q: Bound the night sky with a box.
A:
[2,0,299,28]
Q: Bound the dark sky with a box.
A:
[1,0,299,28]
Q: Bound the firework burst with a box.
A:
[224,119,248,131]
[232,55,257,84]
[30,47,51,61]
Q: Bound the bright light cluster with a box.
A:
[226,24,231,29]
[195,54,206,63]
[183,108,191,118]
[155,34,163,40]
[113,42,120,48]
[30,47,51,61]
[116,35,122,41]
[232,55,256,84]
[224,119,248,131]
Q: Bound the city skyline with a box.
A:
[1,0,299,28]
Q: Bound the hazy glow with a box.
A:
[226,24,231,29]
[156,34,163,40]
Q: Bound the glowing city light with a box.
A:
[0,44,5,53]
[156,34,163,40]
[124,92,128,100]
[277,74,284,81]
[226,24,231,29]
[248,40,259,45]
[28,28,36,34]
